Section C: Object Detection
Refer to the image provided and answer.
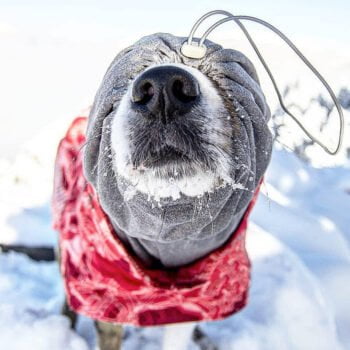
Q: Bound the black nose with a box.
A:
[131,65,200,119]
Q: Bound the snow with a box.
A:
[0,253,88,350]
[251,148,350,348]
[0,305,88,350]
[1,9,350,349]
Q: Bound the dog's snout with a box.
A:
[131,66,200,119]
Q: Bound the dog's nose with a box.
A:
[131,65,200,119]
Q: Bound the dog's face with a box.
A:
[84,33,272,203]
[112,62,233,199]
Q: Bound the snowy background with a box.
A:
[0,1,349,349]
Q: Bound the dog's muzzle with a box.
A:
[128,65,207,171]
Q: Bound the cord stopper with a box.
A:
[181,42,207,59]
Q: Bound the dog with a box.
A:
[57,32,273,350]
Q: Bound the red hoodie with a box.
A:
[52,116,260,326]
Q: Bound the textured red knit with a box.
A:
[52,117,259,326]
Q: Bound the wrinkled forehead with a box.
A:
[103,32,260,91]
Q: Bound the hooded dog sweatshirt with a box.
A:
[52,116,260,326]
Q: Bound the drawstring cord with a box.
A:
[181,10,344,155]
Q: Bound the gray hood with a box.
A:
[83,33,273,267]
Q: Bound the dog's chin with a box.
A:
[133,147,204,180]
[141,161,197,180]
[113,155,230,202]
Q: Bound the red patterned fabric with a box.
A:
[52,116,260,326]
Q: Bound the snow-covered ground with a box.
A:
[1,139,349,350]
[1,5,349,348]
